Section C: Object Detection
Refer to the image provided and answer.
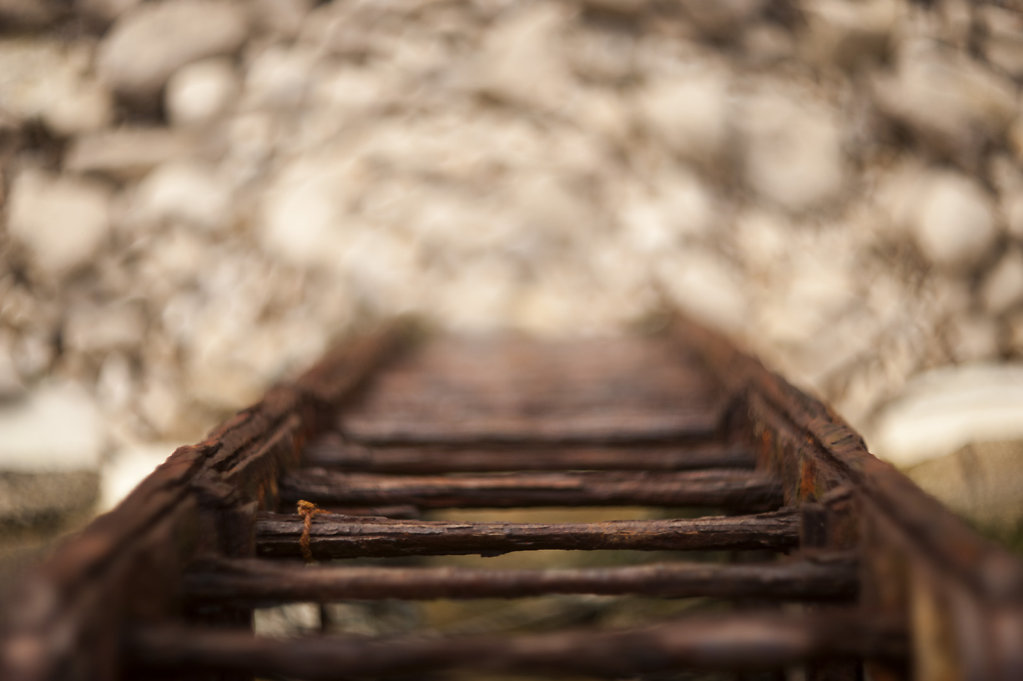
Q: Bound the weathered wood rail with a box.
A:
[1,314,1020,680]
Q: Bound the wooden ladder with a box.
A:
[2,315,1020,680]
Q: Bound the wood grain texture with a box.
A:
[127,611,906,679]
[280,468,783,511]
[255,509,800,558]
[186,553,857,602]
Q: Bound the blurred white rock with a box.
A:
[247,0,311,40]
[678,0,765,39]
[872,159,929,232]
[987,154,1023,197]
[740,87,847,212]
[904,440,1023,539]
[223,111,279,183]
[545,126,609,180]
[97,0,247,100]
[801,0,900,71]
[870,364,1023,467]
[298,2,375,59]
[258,155,355,267]
[309,63,389,117]
[151,362,210,428]
[337,229,420,310]
[981,7,1023,80]
[471,4,575,111]
[656,253,749,334]
[926,275,974,321]
[1009,311,1023,355]
[935,0,973,49]
[574,90,631,147]
[0,337,25,401]
[173,270,290,411]
[982,249,1023,315]
[733,208,789,273]
[255,603,321,637]
[8,169,112,276]
[762,254,857,345]
[100,442,175,510]
[65,127,202,181]
[0,469,99,525]
[619,172,716,252]
[0,0,62,28]
[130,161,235,233]
[741,24,795,66]
[512,268,607,336]
[400,192,493,253]
[0,38,113,134]
[11,333,55,384]
[96,353,135,412]
[135,233,213,299]
[947,314,1001,363]
[76,0,141,23]
[434,258,518,332]
[638,72,731,170]
[185,347,268,411]
[872,40,1017,163]
[64,302,146,355]
[795,311,888,391]
[910,171,996,271]
[580,0,648,14]
[224,317,330,389]
[1007,118,1023,166]
[1005,192,1023,240]
[243,45,317,110]
[564,23,638,85]
[0,381,106,471]
[137,369,188,437]
[504,174,598,257]
[165,58,240,127]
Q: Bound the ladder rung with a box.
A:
[185,553,858,603]
[303,437,757,473]
[127,611,906,678]
[280,469,783,511]
[339,411,723,446]
[255,509,800,559]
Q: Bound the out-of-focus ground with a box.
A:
[1,0,1022,557]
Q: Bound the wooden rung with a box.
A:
[255,509,800,559]
[280,469,782,511]
[339,411,723,446]
[303,437,757,473]
[185,553,858,603]
[126,611,906,678]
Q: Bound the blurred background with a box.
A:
[1,0,1022,569]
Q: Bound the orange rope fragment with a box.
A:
[297,500,326,563]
